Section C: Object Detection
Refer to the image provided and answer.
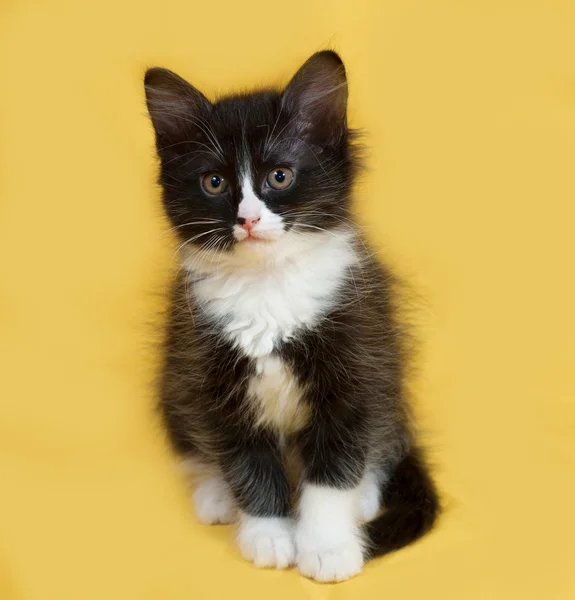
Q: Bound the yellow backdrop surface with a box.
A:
[1,1,574,598]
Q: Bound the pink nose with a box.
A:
[238,216,260,231]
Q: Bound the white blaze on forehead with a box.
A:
[238,172,265,219]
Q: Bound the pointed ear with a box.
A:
[281,51,348,144]
[144,67,211,146]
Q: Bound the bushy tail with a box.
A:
[363,449,439,559]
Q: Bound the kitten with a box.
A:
[144,50,439,582]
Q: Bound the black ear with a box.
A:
[144,67,211,146]
[281,51,348,144]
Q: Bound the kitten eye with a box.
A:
[266,167,294,190]
[201,172,229,195]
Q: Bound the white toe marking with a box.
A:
[296,484,365,582]
[297,539,364,583]
[237,514,295,569]
[193,477,237,525]
[357,470,383,522]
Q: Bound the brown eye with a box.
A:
[266,167,294,190]
[201,172,229,195]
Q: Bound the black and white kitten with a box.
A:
[144,51,438,582]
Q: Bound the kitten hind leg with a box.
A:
[194,476,238,524]
[179,456,238,525]
[357,467,384,523]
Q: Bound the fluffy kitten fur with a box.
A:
[145,51,439,582]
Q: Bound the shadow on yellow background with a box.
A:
[1,1,574,598]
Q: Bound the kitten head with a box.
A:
[144,51,360,266]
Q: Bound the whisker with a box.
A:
[188,113,225,156]
[263,112,301,159]
[289,221,371,302]
[281,137,329,176]
[162,141,221,165]
[154,110,225,160]
[263,102,284,158]
[174,228,226,255]
[185,233,227,275]
[167,219,224,233]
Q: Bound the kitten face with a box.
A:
[145,51,360,263]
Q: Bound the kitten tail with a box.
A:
[363,448,440,559]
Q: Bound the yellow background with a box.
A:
[1,1,574,598]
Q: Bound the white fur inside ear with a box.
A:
[237,514,296,569]
[193,476,237,525]
[296,484,365,582]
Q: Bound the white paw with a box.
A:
[193,477,237,525]
[237,515,295,569]
[296,537,364,582]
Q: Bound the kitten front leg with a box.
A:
[219,431,295,569]
[295,420,367,582]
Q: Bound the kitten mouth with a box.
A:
[242,234,276,244]
[234,227,283,244]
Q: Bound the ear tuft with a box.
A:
[281,51,348,143]
[144,67,211,144]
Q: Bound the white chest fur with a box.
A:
[190,229,357,358]
[187,229,357,433]
[248,356,309,434]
